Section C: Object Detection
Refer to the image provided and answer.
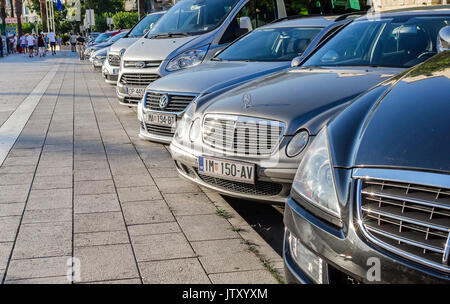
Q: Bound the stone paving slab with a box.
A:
[0,51,283,284]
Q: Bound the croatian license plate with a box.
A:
[127,87,145,98]
[146,112,177,127]
[198,157,255,184]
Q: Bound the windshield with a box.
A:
[304,16,450,68]
[217,27,323,62]
[94,33,112,43]
[149,0,239,37]
[109,31,128,43]
[130,13,164,38]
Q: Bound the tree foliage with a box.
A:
[112,11,138,30]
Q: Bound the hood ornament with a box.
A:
[242,93,252,109]
[159,95,170,110]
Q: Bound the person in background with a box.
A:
[34,35,39,56]
[37,33,46,57]
[48,31,56,55]
[20,34,26,54]
[0,33,3,57]
[76,33,86,60]
[70,32,77,52]
[57,35,62,51]
[26,33,35,58]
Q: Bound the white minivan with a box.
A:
[116,0,293,106]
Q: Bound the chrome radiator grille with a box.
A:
[145,124,175,137]
[108,54,121,67]
[202,115,284,156]
[356,170,450,273]
[120,74,160,86]
[145,92,197,112]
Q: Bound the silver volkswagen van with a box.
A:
[116,0,291,106]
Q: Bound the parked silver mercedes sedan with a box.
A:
[169,9,450,204]
[138,17,345,144]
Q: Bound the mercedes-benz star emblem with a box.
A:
[159,95,170,109]
[243,93,252,109]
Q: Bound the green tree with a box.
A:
[84,0,124,14]
[112,11,138,30]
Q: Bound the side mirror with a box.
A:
[150,23,154,30]
[438,26,450,53]
[239,17,253,33]
[291,56,304,68]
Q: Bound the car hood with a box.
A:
[148,61,289,94]
[109,38,139,54]
[199,66,402,135]
[122,36,194,61]
[350,53,450,173]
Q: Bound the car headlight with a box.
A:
[286,130,309,157]
[119,48,126,57]
[189,118,202,142]
[291,128,340,219]
[175,103,197,140]
[166,45,209,72]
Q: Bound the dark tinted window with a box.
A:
[284,0,368,16]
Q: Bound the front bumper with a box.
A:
[116,82,144,107]
[169,140,297,204]
[92,58,105,69]
[102,59,120,84]
[283,194,450,283]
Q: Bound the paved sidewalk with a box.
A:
[0,51,283,284]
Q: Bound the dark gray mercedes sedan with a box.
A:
[170,8,450,204]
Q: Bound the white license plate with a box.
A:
[146,112,177,127]
[127,87,146,98]
[198,157,255,184]
[112,68,118,75]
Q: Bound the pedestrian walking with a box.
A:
[70,32,77,52]
[26,34,35,58]
[48,31,57,55]
[76,33,86,60]
[57,36,62,51]
[20,34,26,54]
[38,34,46,57]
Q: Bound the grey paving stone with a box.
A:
[74,193,120,214]
[0,165,36,174]
[128,222,181,237]
[0,216,21,242]
[7,148,41,158]
[74,168,112,181]
[74,180,115,195]
[74,230,130,247]
[148,167,179,178]
[0,184,30,203]
[5,276,69,284]
[74,244,139,282]
[154,177,201,194]
[22,208,72,224]
[84,278,141,284]
[74,212,125,233]
[2,156,40,167]
[117,186,162,202]
[32,174,72,190]
[192,239,264,274]
[122,200,174,225]
[209,269,279,284]
[0,242,13,270]
[163,193,217,216]
[177,214,239,242]
[0,173,34,186]
[140,258,210,284]
[35,166,73,177]
[13,222,72,259]
[132,232,195,262]
[0,202,25,217]
[27,188,72,210]
[113,174,155,188]
[75,160,110,170]
[6,256,70,281]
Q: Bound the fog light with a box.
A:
[288,231,325,284]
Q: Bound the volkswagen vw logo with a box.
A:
[135,62,146,68]
[159,95,170,109]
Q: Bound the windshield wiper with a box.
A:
[150,32,190,39]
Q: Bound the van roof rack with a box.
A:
[271,11,368,24]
